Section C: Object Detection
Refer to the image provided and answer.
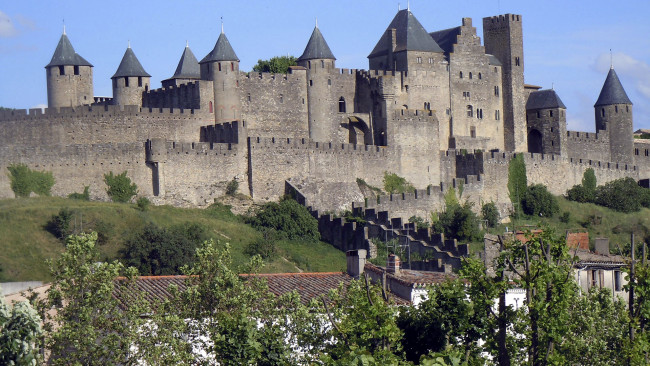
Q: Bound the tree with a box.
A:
[37,232,144,365]
[481,202,500,228]
[384,171,415,195]
[252,55,297,74]
[0,296,42,366]
[521,184,559,217]
[507,154,527,209]
[566,168,597,203]
[433,202,481,242]
[247,197,319,242]
[103,171,138,203]
[595,177,650,213]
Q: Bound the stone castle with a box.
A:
[1,9,648,222]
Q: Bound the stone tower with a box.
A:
[525,89,567,156]
[45,28,93,109]
[199,28,240,123]
[111,45,151,106]
[483,14,527,152]
[297,24,336,142]
[594,67,633,163]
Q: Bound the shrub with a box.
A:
[104,171,137,203]
[247,197,319,242]
[244,238,277,259]
[595,177,650,213]
[481,202,500,228]
[560,211,571,223]
[507,154,527,208]
[225,178,239,196]
[521,184,559,217]
[46,208,75,239]
[408,216,428,230]
[433,202,481,242]
[383,171,415,194]
[68,186,90,201]
[7,164,55,197]
[135,197,150,211]
[566,168,597,203]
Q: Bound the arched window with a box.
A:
[466,105,473,117]
[339,97,346,113]
[478,73,482,79]
[469,72,473,79]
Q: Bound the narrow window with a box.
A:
[646,149,649,157]
[309,80,313,86]
[478,73,482,79]
[219,63,222,71]
[515,57,520,66]
[247,93,251,102]
[124,77,129,87]
[601,108,605,117]
[339,97,346,113]
[328,79,331,86]
[495,110,500,120]
[231,62,234,71]
[460,71,463,78]
[209,101,213,113]
[494,86,499,96]
[280,94,283,103]
[429,58,433,63]
[321,60,325,68]
[74,65,80,75]
[466,105,473,117]
[138,77,142,87]
[145,85,148,92]
[635,148,639,155]
[469,72,473,79]
[615,106,618,113]
[59,65,65,75]
[550,110,554,117]
[308,61,311,69]
[627,106,629,112]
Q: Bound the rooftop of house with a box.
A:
[364,262,455,289]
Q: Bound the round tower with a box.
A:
[199,27,240,123]
[297,23,336,142]
[45,28,93,109]
[594,67,633,163]
[111,44,151,107]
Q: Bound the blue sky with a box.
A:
[1,0,649,132]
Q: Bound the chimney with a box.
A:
[346,250,367,279]
[387,254,400,275]
[594,238,610,256]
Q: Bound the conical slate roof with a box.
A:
[171,46,200,79]
[46,32,92,67]
[112,47,151,78]
[298,26,335,61]
[526,89,566,110]
[369,9,443,58]
[200,32,239,63]
[594,68,632,106]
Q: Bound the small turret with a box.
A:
[45,28,94,109]
[199,25,240,122]
[526,89,567,155]
[162,43,200,88]
[594,67,633,163]
[111,44,151,107]
[297,23,336,141]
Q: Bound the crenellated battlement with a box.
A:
[146,139,239,163]
[484,13,522,26]
[566,130,608,143]
[248,136,387,156]
[0,104,201,122]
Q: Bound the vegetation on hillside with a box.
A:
[7,164,54,197]
[104,171,138,203]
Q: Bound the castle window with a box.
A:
[460,71,463,78]
[309,80,313,86]
[635,148,639,155]
[124,77,129,87]
[339,97,346,113]
[218,63,221,71]
[550,110,554,117]
[247,93,251,102]
[627,106,629,113]
[601,108,605,117]
[494,86,499,96]
[428,58,433,63]
[416,57,422,63]
[615,106,618,113]
[74,66,79,75]
[308,61,311,69]
[478,109,483,119]
[231,62,234,71]
[495,110,500,120]
[536,111,540,118]
[646,149,649,157]
[478,73,482,79]
[321,60,325,68]
[469,72,473,79]
[280,94,283,103]
[328,79,331,86]
[138,77,143,87]
[209,101,213,113]
[466,105,473,117]
[302,98,305,104]
[515,57,520,66]
[59,65,65,75]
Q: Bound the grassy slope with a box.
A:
[0,197,345,282]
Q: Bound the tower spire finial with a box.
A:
[62,19,66,35]
[128,40,131,49]
[610,49,613,69]
[398,3,401,11]
[221,17,224,34]
[407,0,410,11]
[186,40,189,47]
[315,17,318,28]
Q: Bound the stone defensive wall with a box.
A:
[142,80,212,110]
[248,136,391,202]
[565,130,610,162]
[200,121,244,144]
[0,104,211,146]
[634,140,650,180]
[240,70,309,138]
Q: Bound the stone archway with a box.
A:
[527,128,543,154]
[345,116,373,145]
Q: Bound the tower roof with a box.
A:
[46,33,93,68]
[112,47,151,78]
[526,89,566,110]
[429,26,461,54]
[369,9,443,58]
[594,68,632,106]
[298,26,336,61]
[199,32,239,63]
[171,45,200,79]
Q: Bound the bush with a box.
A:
[433,202,481,242]
[383,171,415,194]
[566,168,597,203]
[595,177,650,213]
[68,186,90,201]
[481,202,500,228]
[244,238,277,259]
[225,178,239,196]
[247,197,319,242]
[135,197,150,211]
[7,164,55,197]
[45,208,75,239]
[507,154,527,208]
[560,212,571,223]
[104,171,137,203]
[521,184,559,217]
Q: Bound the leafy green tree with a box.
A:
[566,168,597,203]
[252,55,297,74]
[119,222,210,275]
[507,154,527,209]
[384,171,415,194]
[7,164,54,198]
[481,202,500,228]
[0,296,42,366]
[521,184,559,217]
[433,202,481,242]
[247,197,319,242]
[103,171,138,203]
[37,232,144,365]
[595,177,650,213]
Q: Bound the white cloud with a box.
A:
[593,52,650,100]
[0,11,18,37]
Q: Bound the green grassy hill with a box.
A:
[0,197,346,282]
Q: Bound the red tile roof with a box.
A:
[567,232,589,250]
